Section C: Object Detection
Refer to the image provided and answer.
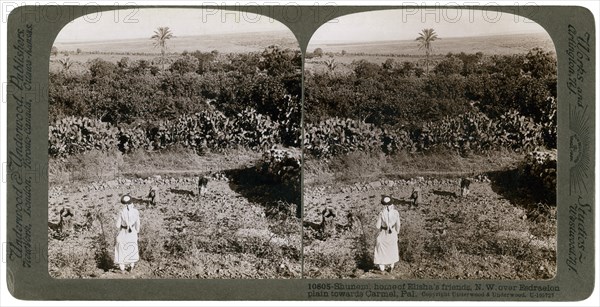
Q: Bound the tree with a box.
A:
[150,26,175,70]
[58,57,73,72]
[324,58,338,73]
[353,60,382,79]
[382,58,395,71]
[51,46,58,57]
[258,45,301,76]
[433,56,463,75]
[170,55,199,74]
[415,28,440,75]
[313,48,323,58]
[89,58,117,79]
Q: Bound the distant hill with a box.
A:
[54,31,299,54]
[309,33,555,56]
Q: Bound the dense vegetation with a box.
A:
[50,46,556,201]
[304,48,557,156]
[50,47,555,159]
[49,46,302,150]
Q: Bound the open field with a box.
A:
[302,155,556,280]
[308,33,555,56]
[48,151,301,279]
[55,30,299,54]
[305,33,556,74]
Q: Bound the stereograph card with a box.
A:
[3,3,596,301]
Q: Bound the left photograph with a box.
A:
[47,8,302,279]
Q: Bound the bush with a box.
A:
[433,56,463,75]
[304,49,556,151]
[49,107,288,158]
[49,117,119,158]
[519,149,557,203]
[260,148,300,185]
[170,55,199,74]
[303,110,545,158]
[313,48,323,58]
[49,46,302,129]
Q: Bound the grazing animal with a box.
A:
[58,207,74,233]
[460,178,471,197]
[409,186,422,209]
[148,186,158,205]
[303,207,338,239]
[198,175,209,196]
[335,211,357,232]
[321,207,337,238]
[79,211,95,231]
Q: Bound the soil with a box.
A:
[48,167,302,279]
[48,166,556,280]
[302,176,556,280]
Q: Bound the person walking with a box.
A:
[373,195,400,273]
[114,194,141,273]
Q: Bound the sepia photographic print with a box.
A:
[302,9,558,280]
[47,8,303,279]
[3,3,596,302]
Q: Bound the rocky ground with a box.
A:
[302,175,556,280]
[48,165,556,280]
[48,169,302,279]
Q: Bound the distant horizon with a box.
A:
[310,31,549,46]
[54,8,550,45]
[55,29,292,45]
[55,29,548,46]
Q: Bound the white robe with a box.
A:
[374,206,400,265]
[114,205,141,265]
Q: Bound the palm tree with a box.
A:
[324,57,338,74]
[58,57,73,72]
[415,28,439,75]
[150,26,175,70]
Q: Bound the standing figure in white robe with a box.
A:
[114,195,141,272]
[373,195,400,273]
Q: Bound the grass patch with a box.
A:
[49,150,124,186]
[304,149,524,186]
[49,146,263,187]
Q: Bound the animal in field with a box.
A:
[49,207,74,234]
[60,207,75,232]
[460,178,471,197]
[303,207,338,239]
[198,174,209,197]
[148,186,158,205]
[335,211,358,232]
[78,211,95,231]
[409,186,422,209]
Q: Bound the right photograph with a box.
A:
[302,9,557,279]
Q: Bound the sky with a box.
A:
[54,8,292,43]
[310,8,549,44]
[54,7,550,44]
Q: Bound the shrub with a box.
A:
[49,107,288,158]
[433,56,464,75]
[313,48,323,58]
[519,149,557,203]
[170,55,200,74]
[49,117,119,158]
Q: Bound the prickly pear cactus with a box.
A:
[520,149,557,203]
